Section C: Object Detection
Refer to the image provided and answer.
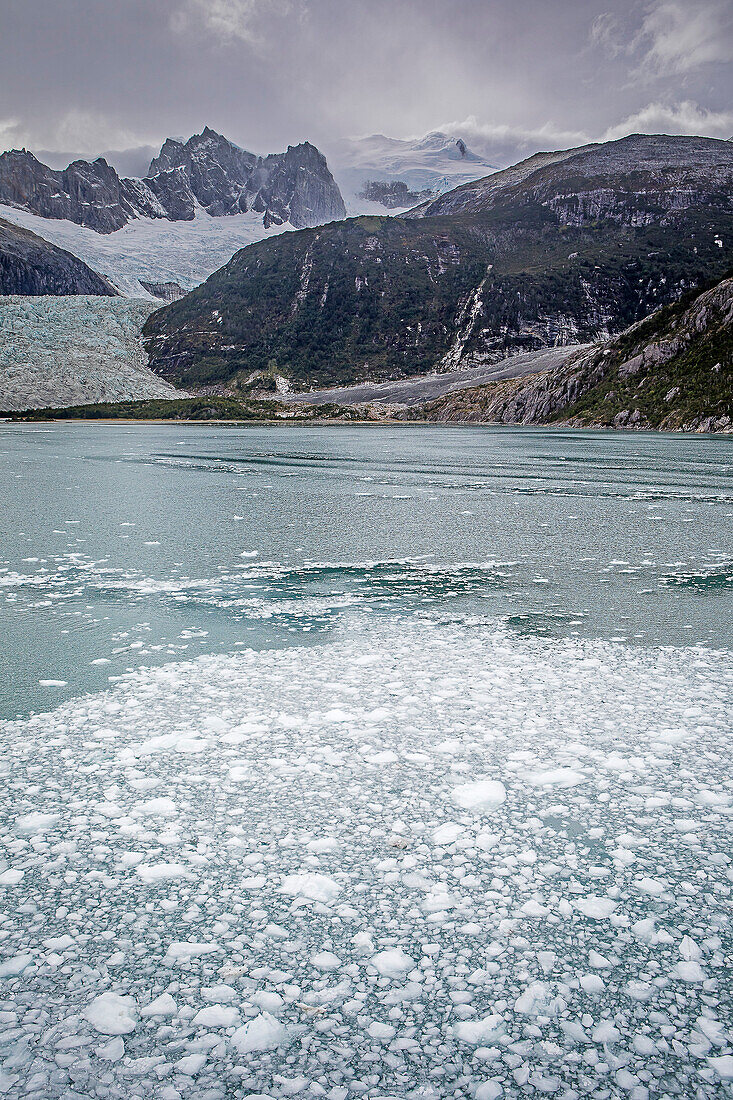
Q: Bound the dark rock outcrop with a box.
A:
[140,280,186,302]
[0,128,346,234]
[412,274,733,432]
[0,217,117,295]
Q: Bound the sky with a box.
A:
[0,0,731,174]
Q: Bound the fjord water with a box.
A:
[1,423,732,1099]
[1,423,730,718]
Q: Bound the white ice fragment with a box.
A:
[140,992,177,1017]
[475,1083,504,1100]
[0,869,24,886]
[96,1037,125,1061]
[451,780,506,812]
[526,767,584,788]
[175,1053,207,1075]
[136,862,188,883]
[370,948,414,978]
[579,974,605,994]
[674,960,707,983]
[311,951,342,971]
[83,992,138,1035]
[192,1004,240,1028]
[0,953,33,977]
[454,1015,505,1044]
[231,1012,285,1053]
[164,941,220,962]
[709,1056,733,1081]
[280,872,341,903]
[572,896,617,919]
[16,812,60,835]
[367,1021,396,1040]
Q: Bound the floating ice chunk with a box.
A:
[636,876,667,896]
[83,992,138,1035]
[572,896,617,919]
[133,797,177,818]
[0,869,24,886]
[679,935,702,960]
[579,974,605,994]
[140,992,177,1017]
[674,960,707,982]
[164,941,220,962]
[432,823,465,845]
[367,1021,396,1040]
[709,1056,733,1081]
[0,953,33,977]
[526,768,584,788]
[311,951,342,970]
[231,1012,285,1053]
[38,679,67,687]
[192,1004,241,1028]
[306,837,340,853]
[454,1015,505,1044]
[201,984,238,1003]
[176,1053,207,1075]
[15,812,60,835]
[136,862,189,883]
[370,948,414,978]
[514,981,564,1016]
[280,872,341,903]
[475,1083,503,1100]
[96,1036,125,1061]
[451,780,506,812]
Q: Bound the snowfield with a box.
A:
[0,204,291,297]
[1,617,731,1098]
[0,296,184,411]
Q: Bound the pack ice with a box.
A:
[0,618,731,1098]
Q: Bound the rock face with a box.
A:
[142,135,732,393]
[413,274,733,433]
[139,280,186,302]
[0,128,346,234]
[0,296,185,411]
[0,217,117,295]
[359,181,433,209]
[405,133,733,223]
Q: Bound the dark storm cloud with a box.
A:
[0,0,731,168]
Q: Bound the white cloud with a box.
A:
[634,0,733,74]
[0,110,155,159]
[603,100,733,140]
[172,0,296,46]
[435,115,591,164]
[589,11,625,58]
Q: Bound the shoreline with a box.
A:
[1,416,731,435]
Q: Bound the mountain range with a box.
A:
[0,127,346,235]
[141,134,733,393]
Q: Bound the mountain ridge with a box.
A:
[141,134,733,392]
[0,128,346,235]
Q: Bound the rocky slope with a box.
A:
[0,217,116,296]
[0,128,346,234]
[405,133,733,223]
[0,296,184,411]
[413,273,733,432]
[142,135,733,393]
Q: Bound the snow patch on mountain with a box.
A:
[327,130,499,213]
[0,204,290,297]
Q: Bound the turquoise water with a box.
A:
[1,422,731,719]
[1,423,733,1099]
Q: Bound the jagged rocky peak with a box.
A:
[0,128,346,234]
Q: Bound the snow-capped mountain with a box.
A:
[327,130,499,213]
[0,128,346,235]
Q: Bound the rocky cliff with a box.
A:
[0,128,346,234]
[405,134,733,225]
[142,135,733,392]
[0,217,117,295]
[413,274,733,432]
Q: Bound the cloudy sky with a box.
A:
[0,0,731,172]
